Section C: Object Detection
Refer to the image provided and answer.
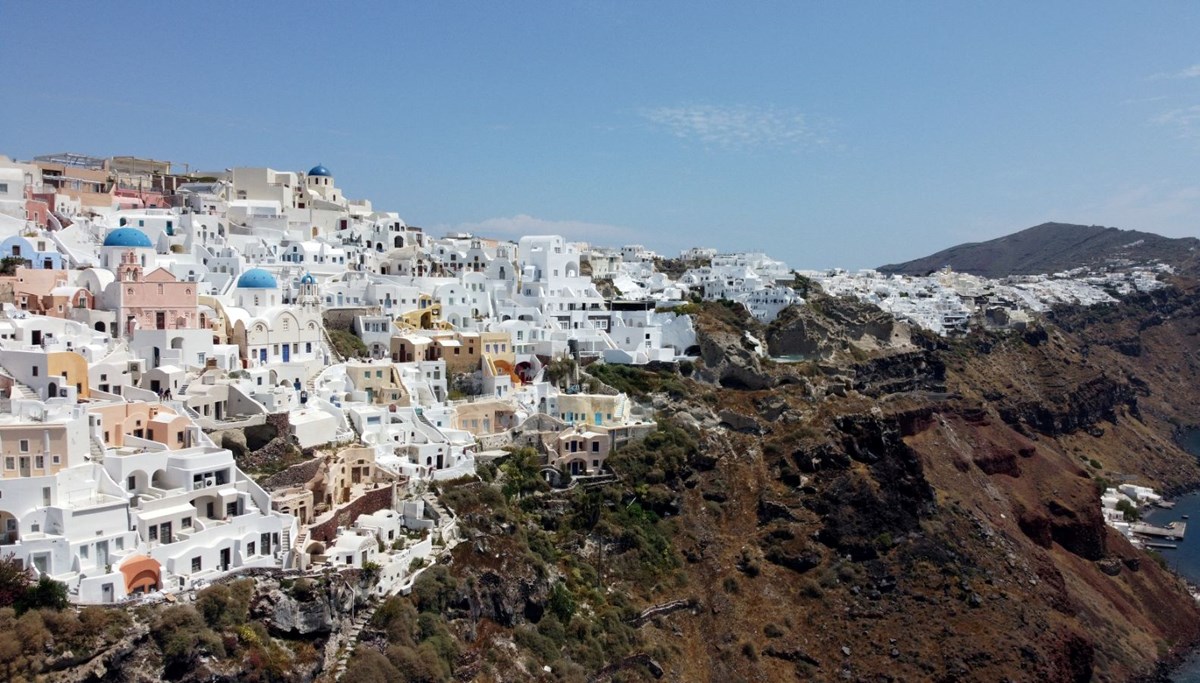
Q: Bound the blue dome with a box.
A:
[237,268,278,289]
[308,164,332,177]
[103,227,153,248]
[300,273,316,285]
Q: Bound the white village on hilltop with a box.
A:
[0,153,1172,604]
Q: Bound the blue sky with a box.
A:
[2,2,1199,268]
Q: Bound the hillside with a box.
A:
[19,285,1200,682]
[337,286,1200,682]
[878,222,1199,278]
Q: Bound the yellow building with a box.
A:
[346,361,409,405]
[47,350,90,399]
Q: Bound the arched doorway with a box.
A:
[0,510,18,544]
[120,555,162,595]
[306,541,325,565]
[151,469,169,490]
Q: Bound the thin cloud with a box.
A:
[1120,95,1171,106]
[640,104,827,151]
[1152,105,1200,139]
[445,214,638,242]
[1150,64,1200,80]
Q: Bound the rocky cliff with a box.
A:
[21,280,1200,683]
[332,285,1200,682]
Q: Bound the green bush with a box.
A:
[411,565,458,613]
[195,579,254,629]
[14,576,67,614]
[548,582,576,622]
[1116,498,1141,522]
[328,328,368,359]
[153,605,225,673]
[586,363,687,399]
[500,448,549,500]
[606,418,697,485]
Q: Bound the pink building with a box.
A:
[113,251,202,336]
[0,268,89,319]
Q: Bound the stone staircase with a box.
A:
[320,326,344,363]
[333,602,379,680]
[88,436,106,463]
[9,380,37,401]
[289,529,308,569]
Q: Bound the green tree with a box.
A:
[0,554,31,609]
[1116,499,1141,522]
[14,576,67,614]
[500,448,549,499]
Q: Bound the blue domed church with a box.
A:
[228,269,325,384]
[101,227,158,270]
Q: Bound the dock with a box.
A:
[1131,521,1187,540]
[1145,542,1178,550]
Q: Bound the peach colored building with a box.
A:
[390,329,512,375]
[111,253,202,336]
[0,421,75,480]
[35,160,113,210]
[345,361,409,406]
[0,268,77,317]
[552,424,612,476]
[88,402,190,449]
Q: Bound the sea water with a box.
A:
[1147,428,1200,681]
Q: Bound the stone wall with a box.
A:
[261,456,325,492]
[310,484,395,543]
[476,431,514,451]
[323,308,374,332]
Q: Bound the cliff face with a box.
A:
[395,288,1200,682]
[624,288,1200,682]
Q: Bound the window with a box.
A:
[261,532,271,554]
[80,544,89,558]
[181,517,192,529]
[31,367,37,377]
[52,455,59,465]
[247,542,256,556]
[592,442,600,452]
[18,440,28,453]
[148,525,157,541]
[192,557,201,572]
[35,456,43,469]
[115,537,123,550]
[4,457,12,470]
